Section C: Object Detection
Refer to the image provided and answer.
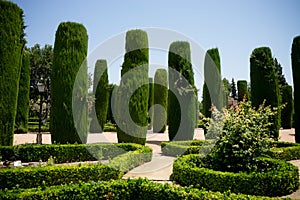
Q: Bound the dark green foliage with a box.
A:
[106,84,117,124]
[153,69,168,133]
[274,58,287,87]
[202,48,224,118]
[117,29,149,145]
[15,50,30,133]
[173,154,299,197]
[50,22,88,144]
[281,85,293,129]
[0,178,280,200]
[148,77,154,129]
[168,41,197,141]
[0,1,25,146]
[237,80,249,101]
[250,47,280,139]
[230,78,237,99]
[90,60,109,133]
[292,36,300,142]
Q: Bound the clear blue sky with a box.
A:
[12,0,300,96]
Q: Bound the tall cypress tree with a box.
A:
[153,69,168,133]
[250,47,280,139]
[15,50,31,133]
[292,36,300,142]
[168,41,196,141]
[116,29,149,145]
[148,77,154,130]
[90,60,109,133]
[202,48,223,118]
[0,1,25,146]
[281,85,293,129]
[51,22,88,144]
[230,78,237,99]
[237,80,249,102]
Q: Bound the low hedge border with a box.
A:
[172,154,299,197]
[0,143,149,163]
[161,140,300,161]
[0,178,284,199]
[0,144,152,190]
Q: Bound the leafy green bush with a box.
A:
[0,1,26,146]
[0,143,152,163]
[207,100,279,172]
[173,154,299,197]
[0,178,282,199]
[103,122,117,132]
[51,22,88,144]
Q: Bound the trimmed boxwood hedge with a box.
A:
[0,178,282,199]
[173,154,299,197]
[0,143,151,163]
[0,144,152,190]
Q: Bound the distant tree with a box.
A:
[153,69,168,133]
[250,47,280,139]
[230,78,237,99]
[292,36,300,142]
[51,22,88,144]
[274,58,287,88]
[222,78,230,97]
[168,41,197,141]
[237,80,249,102]
[89,60,109,133]
[0,1,26,146]
[15,50,31,133]
[281,85,293,129]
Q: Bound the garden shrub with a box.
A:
[0,1,26,146]
[0,178,281,199]
[237,80,249,102]
[172,154,299,197]
[153,69,168,133]
[281,85,294,129]
[50,22,88,144]
[90,59,109,133]
[168,41,197,141]
[117,29,149,145]
[250,47,280,139]
[291,36,300,142]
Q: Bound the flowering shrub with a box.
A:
[205,100,280,172]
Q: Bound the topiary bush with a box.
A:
[116,29,149,145]
[173,154,299,197]
[291,36,300,142]
[237,80,249,102]
[153,69,168,133]
[50,22,88,144]
[0,1,26,146]
[15,50,31,133]
[90,59,109,133]
[250,47,280,139]
[168,41,197,141]
[281,85,294,129]
[0,178,281,200]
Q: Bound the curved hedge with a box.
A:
[51,22,88,144]
[250,47,280,139]
[90,59,109,133]
[0,178,280,200]
[173,154,299,197]
[153,69,168,133]
[0,1,25,146]
[0,143,152,190]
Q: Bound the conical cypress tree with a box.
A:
[292,36,300,142]
[202,48,223,118]
[250,47,280,139]
[15,50,31,133]
[153,69,168,133]
[90,59,109,133]
[168,41,196,141]
[0,1,25,146]
[51,22,88,144]
[281,85,293,129]
[237,80,249,102]
[116,29,149,145]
